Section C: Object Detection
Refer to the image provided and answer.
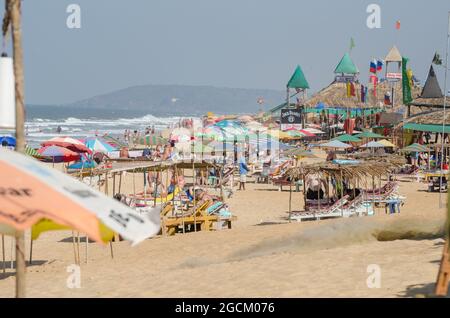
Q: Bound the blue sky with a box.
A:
[1,0,449,105]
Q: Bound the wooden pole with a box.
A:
[8,0,26,298]
[28,238,32,266]
[1,235,5,273]
[71,231,78,265]
[288,183,292,222]
[193,162,197,232]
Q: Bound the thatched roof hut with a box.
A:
[410,64,448,109]
[304,80,420,109]
[385,46,402,63]
[402,109,450,133]
[286,156,406,183]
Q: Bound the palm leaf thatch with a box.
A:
[286,156,406,185]
[404,110,450,125]
[304,80,420,109]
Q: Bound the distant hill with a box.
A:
[64,85,285,116]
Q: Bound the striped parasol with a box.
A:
[138,135,168,146]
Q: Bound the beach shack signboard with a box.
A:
[281,108,302,131]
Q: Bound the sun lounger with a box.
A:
[289,195,349,222]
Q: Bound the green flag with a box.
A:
[402,57,412,105]
[432,52,443,65]
[349,37,355,52]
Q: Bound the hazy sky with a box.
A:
[1,0,449,105]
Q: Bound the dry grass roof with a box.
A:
[405,109,450,125]
[286,156,405,182]
[304,81,421,109]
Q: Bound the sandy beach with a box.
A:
[0,151,447,298]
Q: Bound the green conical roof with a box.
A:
[334,53,359,74]
[287,65,310,89]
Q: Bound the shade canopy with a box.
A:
[400,143,430,153]
[0,149,160,244]
[287,65,310,89]
[333,134,361,142]
[84,137,117,153]
[355,131,384,139]
[138,135,168,146]
[42,137,92,154]
[378,139,396,148]
[0,135,15,147]
[319,140,351,149]
[334,53,359,74]
[38,145,80,163]
[360,141,385,148]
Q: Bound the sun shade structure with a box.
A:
[333,134,361,142]
[286,156,406,182]
[403,110,450,133]
[287,65,310,89]
[400,143,431,153]
[355,131,384,139]
[0,136,15,147]
[137,135,168,146]
[360,141,386,148]
[84,137,117,153]
[334,53,359,74]
[42,137,92,154]
[385,46,402,63]
[38,145,81,163]
[410,64,448,108]
[319,140,352,149]
[0,149,160,244]
[377,139,396,148]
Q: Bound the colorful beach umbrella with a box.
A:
[38,145,80,163]
[333,134,361,143]
[378,139,396,148]
[102,134,127,148]
[319,140,351,149]
[0,136,15,147]
[0,148,160,243]
[25,145,43,159]
[42,137,92,154]
[138,135,168,146]
[84,137,117,153]
[355,131,384,139]
[360,141,385,148]
[400,143,430,153]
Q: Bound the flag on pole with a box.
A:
[350,82,356,97]
[370,60,377,73]
[377,60,383,71]
[395,20,401,30]
[370,75,378,97]
[433,52,443,65]
[384,92,391,105]
[402,57,413,105]
[349,37,355,52]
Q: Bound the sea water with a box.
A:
[23,106,195,148]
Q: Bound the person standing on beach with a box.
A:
[238,153,249,190]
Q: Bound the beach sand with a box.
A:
[0,155,448,297]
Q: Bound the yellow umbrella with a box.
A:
[378,139,396,148]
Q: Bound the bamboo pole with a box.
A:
[1,235,5,273]
[71,231,78,265]
[28,238,32,266]
[193,162,197,232]
[288,183,292,222]
[8,0,26,298]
